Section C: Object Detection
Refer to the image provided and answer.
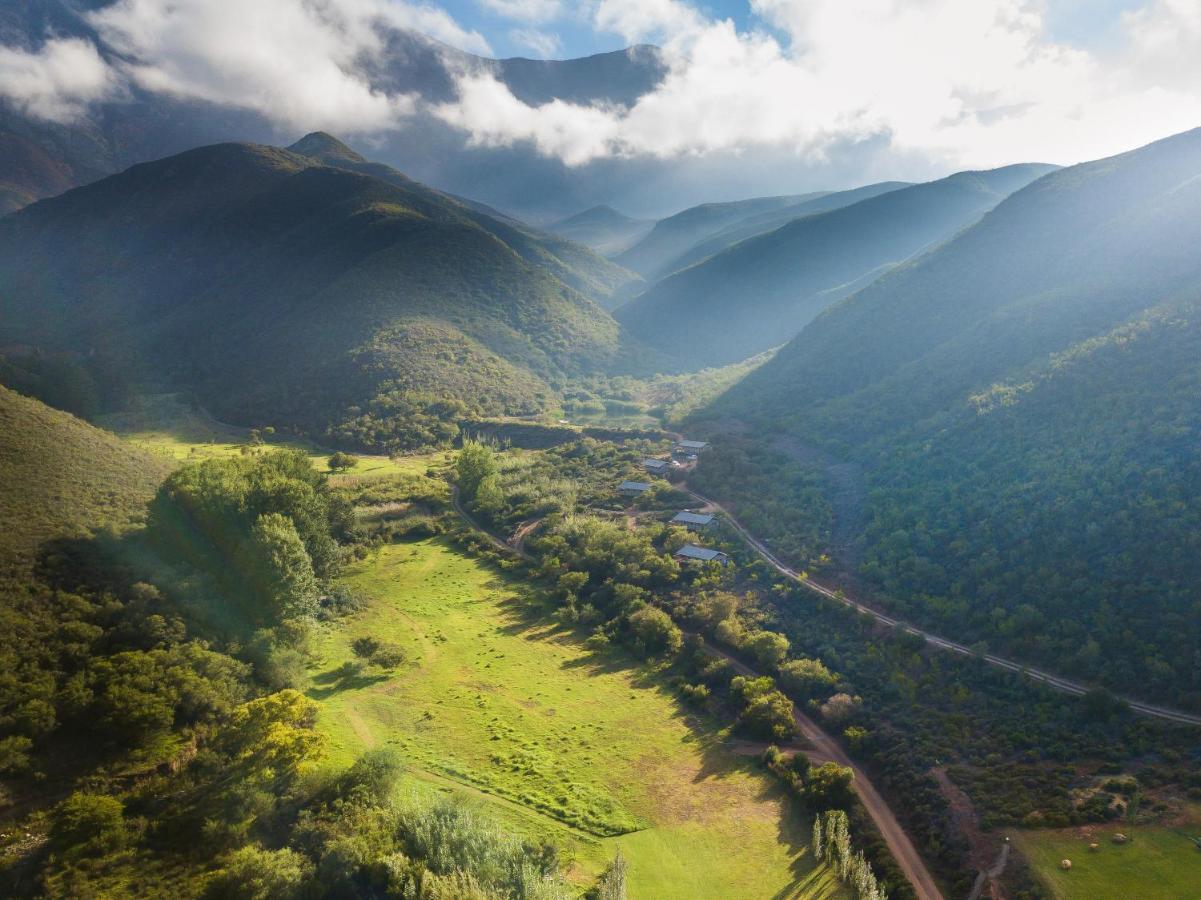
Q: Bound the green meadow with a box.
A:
[311,538,844,899]
[99,392,432,479]
[1014,812,1201,900]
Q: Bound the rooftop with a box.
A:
[671,511,715,526]
[618,481,652,492]
[674,544,726,562]
[677,440,708,450]
[643,458,669,468]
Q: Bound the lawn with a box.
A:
[1014,812,1201,900]
[310,537,845,899]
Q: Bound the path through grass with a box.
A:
[311,538,844,899]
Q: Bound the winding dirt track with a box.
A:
[684,488,1201,728]
[702,641,945,900]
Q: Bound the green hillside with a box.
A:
[0,140,640,452]
[708,127,1201,708]
[618,164,1056,367]
[656,181,910,277]
[549,204,655,257]
[290,133,644,309]
[614,192,826,279]
[0,385,170,572]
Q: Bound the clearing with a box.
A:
[1012,809,1201,900]
[310,537,845,899]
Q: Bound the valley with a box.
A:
[2,10,1201,897]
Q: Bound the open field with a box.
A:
[99,392,433,478]
[311,537,844,899]
[1013,811,1201,900]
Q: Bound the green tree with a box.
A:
[243,513,320,621]
[805,762,855,810]
[456,440,497,501]
[206,845,313,900]
[327,451,358,472]
[52,792,128,853]
[473,473,505,517]
[627,606,683,658]
[745,630,790,669]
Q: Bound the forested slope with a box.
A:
[0,140,644,452]
[618,164,1055,367]
[709,127,1201,707]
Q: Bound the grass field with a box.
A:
[311,538,845,899]
[1014,811,1201,900]
[99,392,433,479]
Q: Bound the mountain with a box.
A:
[0,384,169,572]
[657,181,910,276]
[286,133,642,308]
[0,2,668,219]
[549,205,656,257]
[710,127,1201,708]
[614,193,827,279]
[617,164,1057,367]
[0,139,639,452]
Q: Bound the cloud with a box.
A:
[86,0,490,133]
[435,0,1201,170]
[0,37,121,123]
[480,0,564,24]
[509,28,563,57]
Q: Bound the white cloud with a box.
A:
[435,0,1201,170]
[0,37,121,123]
[481,0,564,24]
[509,28,563,57]
[86,0,491,133]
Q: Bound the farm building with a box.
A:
[642,458,670,473]
[675,439,709,452]
[671,511,715,529]
[674,544,730,565]
[618,481,652,495]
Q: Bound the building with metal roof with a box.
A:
[618,481,652,494]
[671,511,715,528]
[642,458,669,472]
[673,544,730,565]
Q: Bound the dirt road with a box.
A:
[684,487,1201,728]
[702,641,945,900]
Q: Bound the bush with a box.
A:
[52,792,128,853]
[627,606,683,658]
[206,845,313,899]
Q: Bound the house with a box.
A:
[642,458,670,473]
[671,511,715,530]
[618,481,652,495]
[675,439,708,452]
[673,544,730,565]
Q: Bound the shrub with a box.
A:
[206,845,313,899]
[52,792,128,853]
[627,606,683,658]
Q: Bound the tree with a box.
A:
[779,657,839,700]
[627,606,683,658]
[327,451,358,472]
[52,792,128,853]
[732,676,797,742]
[243,513,320,621]
[805,763,855,810]
[594,850,628,900]
[473,473,505,517]
[456,440,497,501]
[745,630,790,669]
[206,845,313,899]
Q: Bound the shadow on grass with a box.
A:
[308,660,391,699]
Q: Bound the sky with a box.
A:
[2,0,1200,188]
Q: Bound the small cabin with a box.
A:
[674,544,730,566]
[671,511,715,530]
[618,480,652,495]
[674,439,709,454]
[642,458,670,473]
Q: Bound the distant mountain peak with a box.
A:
[287,132,366,164]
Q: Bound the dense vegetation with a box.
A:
[0,391,597,897]
[706,126,1201,709]
[618,164,1054,366]
[0,139,648,455]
